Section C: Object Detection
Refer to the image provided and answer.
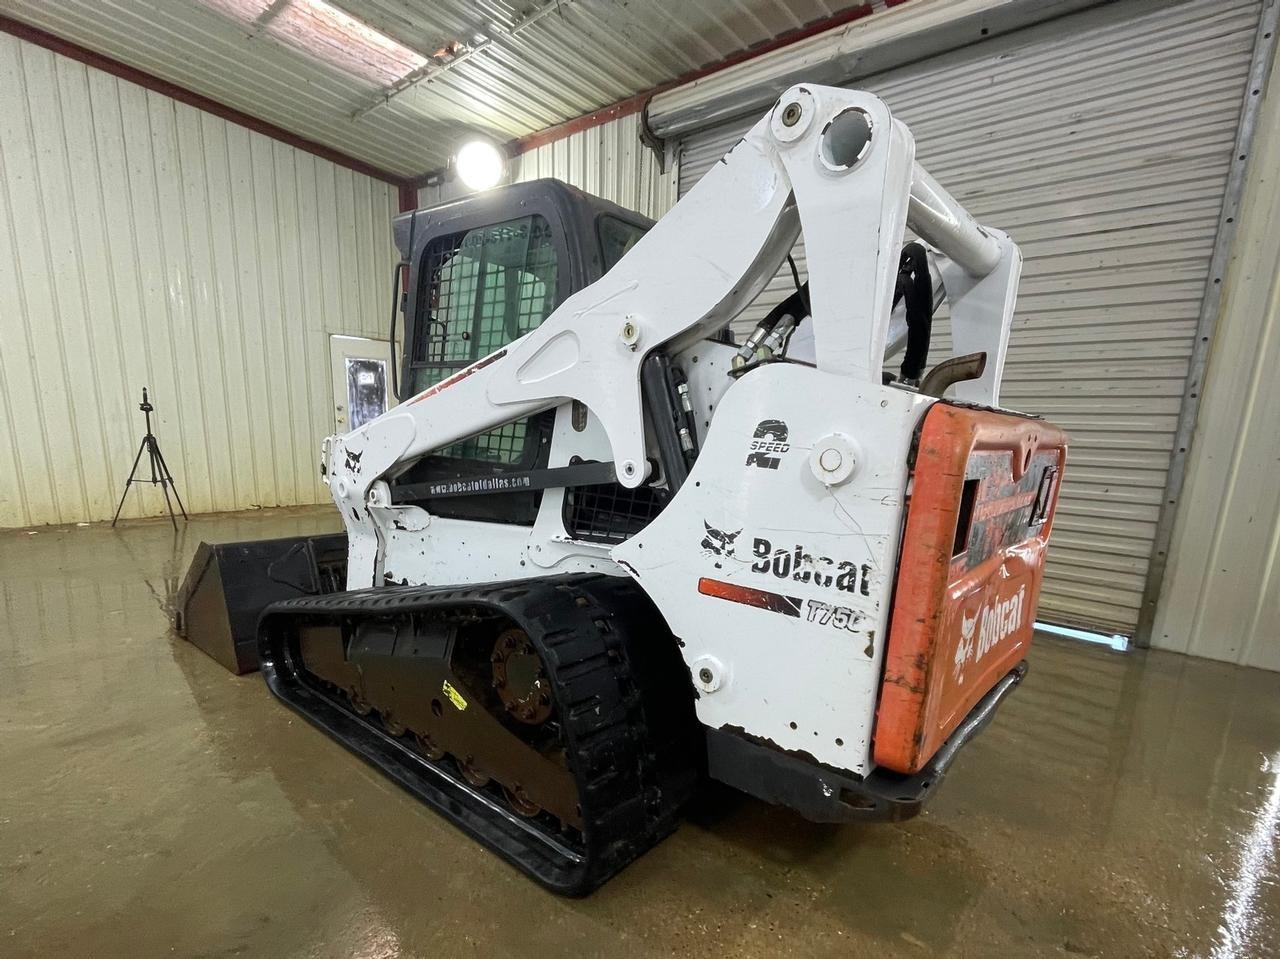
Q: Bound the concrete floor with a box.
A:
[2,508,1279,959]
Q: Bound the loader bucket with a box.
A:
[174,533,347,674]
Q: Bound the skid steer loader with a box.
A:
[177,85,1067,894]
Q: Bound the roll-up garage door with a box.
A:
[674,0,1260,634]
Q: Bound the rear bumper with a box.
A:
[706,662,1027,822]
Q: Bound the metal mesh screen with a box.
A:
[564,480,669,545]
[409,215,558,465]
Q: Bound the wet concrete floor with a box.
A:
[2,507,1278,958]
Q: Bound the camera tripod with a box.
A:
[111,388,187,530]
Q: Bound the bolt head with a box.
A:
[781,102,803,127]
[698,667,714,683]
[819,448,843,472]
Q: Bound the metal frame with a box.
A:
[1136,0,1279,646]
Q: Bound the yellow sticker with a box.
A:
[442,680,468,711]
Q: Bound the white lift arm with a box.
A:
[327,84,1021,586]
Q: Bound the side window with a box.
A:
[407,215,558,466]
[598,215,648,273]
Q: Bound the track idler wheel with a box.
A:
[491,627,552,725]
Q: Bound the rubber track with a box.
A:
[259,573,699,895]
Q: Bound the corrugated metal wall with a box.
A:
[673,0,1262,634]
[418,113,679,220]
[510,114,678,221]
[0,34,399,528]
[1151,31,1280,672]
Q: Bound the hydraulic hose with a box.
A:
[895,242,935,384]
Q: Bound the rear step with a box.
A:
[258,573,702,895]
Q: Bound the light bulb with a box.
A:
[455,139,504,191]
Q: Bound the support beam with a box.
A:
[351,0,574,120]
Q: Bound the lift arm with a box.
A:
[327,84,1021,587]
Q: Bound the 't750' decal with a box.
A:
[804,599,862,632]
[698,578,865,635]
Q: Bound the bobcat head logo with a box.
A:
[954,609,979,683]
[701,522,741,557]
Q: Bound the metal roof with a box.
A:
[1,0,890,179]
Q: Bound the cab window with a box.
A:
[598,215,648,273]
[408,214,558,466]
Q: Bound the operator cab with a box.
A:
[389,180,652,528]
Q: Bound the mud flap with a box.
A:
[174,534,347,674]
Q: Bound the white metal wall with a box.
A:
[1152,32,1280,672]
[0,34,399,528]
[510,114,678,221]
[418,113,679,220]
[674,0,1261,634]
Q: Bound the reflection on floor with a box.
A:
[2,507,1278,958]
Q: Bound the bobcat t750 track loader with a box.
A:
[177,85,1067,894]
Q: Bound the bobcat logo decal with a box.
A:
[701,522,741,557]
[953,586,1027,684]
[954,610,979,682]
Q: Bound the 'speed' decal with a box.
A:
[745,419,790,469]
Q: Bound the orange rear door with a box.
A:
[874,402,1067,775]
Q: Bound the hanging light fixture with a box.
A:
[455,139,505,191]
